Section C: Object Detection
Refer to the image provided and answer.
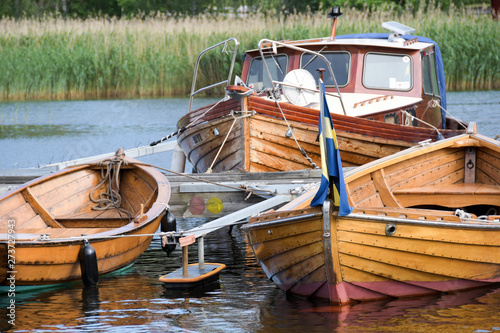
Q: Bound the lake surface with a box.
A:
[0,91,499,332]
[0,91,499,170]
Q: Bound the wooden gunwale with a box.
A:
[248,97,453,142]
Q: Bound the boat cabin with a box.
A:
[240,26,446,129]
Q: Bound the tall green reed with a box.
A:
[0,7,498,101]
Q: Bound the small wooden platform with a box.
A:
[159,263,226,289]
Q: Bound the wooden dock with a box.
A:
[0,168,322,219]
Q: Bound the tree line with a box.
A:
[0,0,490,18]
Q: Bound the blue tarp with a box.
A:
[336,33,447,128]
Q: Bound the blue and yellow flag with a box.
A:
[310,79,352,216]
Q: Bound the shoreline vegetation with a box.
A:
[0,6,499,101]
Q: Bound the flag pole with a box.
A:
[312,68,352,216]
[316,68,334,205]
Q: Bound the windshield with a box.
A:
[246,54,288,92]
[301,51,350,87]
[363,53,412,91]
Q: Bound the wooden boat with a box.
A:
[242,130,500,304]
[0,150,171,286]
[175,12,466,173]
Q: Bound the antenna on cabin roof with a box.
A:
[328,7,342,41]
[382,21,415,43]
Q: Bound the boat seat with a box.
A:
[55,209,133,228]
[393,183,500,208]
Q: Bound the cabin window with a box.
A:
[246,54,288,92]
[422,51,441,97]
[363,53,412,91]
[300,51,350,87]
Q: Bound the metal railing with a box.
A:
[188,38,240,114]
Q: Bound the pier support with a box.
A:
[171,144,187,173]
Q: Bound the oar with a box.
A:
[150,126,187,146]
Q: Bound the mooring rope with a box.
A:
[150,96,230,146]
[425,99,468,130]
[90,149,128,211]
[402,110,445,140]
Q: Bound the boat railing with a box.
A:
[188,38,240,114]
[257,39,347,115]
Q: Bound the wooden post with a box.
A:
[198,236,205,270]
[493,0,500,20]
[182,246,189,277]
[464,147,477,183]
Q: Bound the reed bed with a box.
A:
[0,6,498,101]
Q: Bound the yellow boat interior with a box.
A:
[276,133,500,223]
[0,163,160,241]
[346,134,500,222]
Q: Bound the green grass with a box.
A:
[0,6,498,101]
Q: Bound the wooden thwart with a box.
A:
[394,183,500,207]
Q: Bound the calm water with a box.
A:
[0,92,499,332]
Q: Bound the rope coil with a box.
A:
[90,148,128,211]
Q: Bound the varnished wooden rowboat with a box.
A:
[242,130,500,304]
[175,13,466,173]
[0,150,170,286]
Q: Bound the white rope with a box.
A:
[402,110,444,139]
[427,99,467,130]
[454,209,498,223]
[205,110,254,173]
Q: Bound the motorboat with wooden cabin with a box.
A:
[242,129,500,304]
[174,9,466,173]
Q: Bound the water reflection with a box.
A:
[256,286,500,333]
[0,97,219,169]
[1,219,499,332]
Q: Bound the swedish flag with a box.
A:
[310,78,352,216]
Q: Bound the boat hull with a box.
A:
[0,219,159,286]
[243,134,500,304]
[178,95,464,173]
[244,206,500,304]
